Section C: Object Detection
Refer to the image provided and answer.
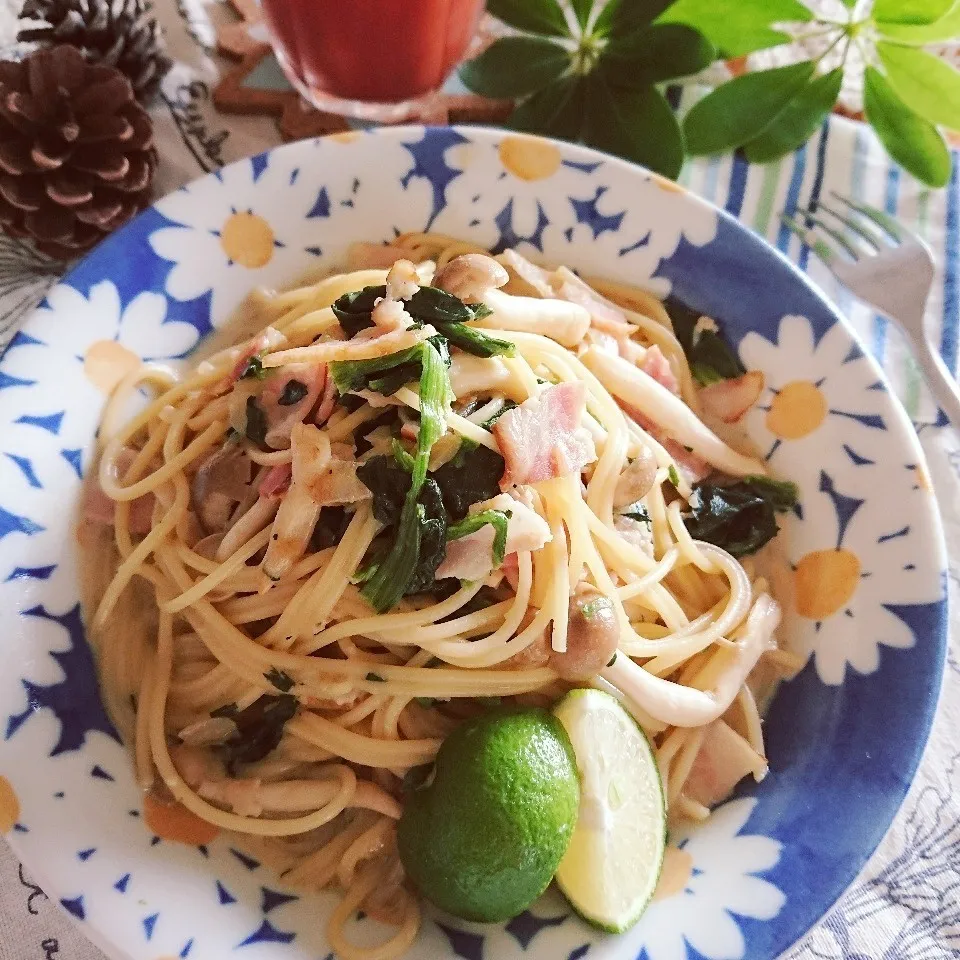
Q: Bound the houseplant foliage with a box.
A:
[461,0,960,187]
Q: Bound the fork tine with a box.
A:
[804,212,861,259]
[815,202,884,250]
[829,191,904,242]
[779,214,840,266]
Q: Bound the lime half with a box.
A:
[552,688,666,933]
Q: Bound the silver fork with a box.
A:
[781,192,960,428]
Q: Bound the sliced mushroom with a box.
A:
[433,253,509,303]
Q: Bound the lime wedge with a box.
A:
[552,688,666,933]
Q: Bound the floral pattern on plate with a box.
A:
[0,127,947,960]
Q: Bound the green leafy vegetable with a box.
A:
[241,355,267,380]
[439,322,515,359]
[331,285,383,337]
[481,400,518,429]
[391,437,416,472]
[741,475,799,512]
[665,298,743,385]
[331,343,424,395]
[667,464,680,488]
[684,477,798,557]
[432,443,506,521]
[244,396,268,446]
[309,507,351,552]
[447,509,512,566]
[357,455,411,526]
[863,67,951,190]
[361,341,453,612]
[278,379,308,406]
[216,694,297,772]
[331,284,511,360]
[264,667,294,692]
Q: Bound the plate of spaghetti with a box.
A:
[0,127,946,960]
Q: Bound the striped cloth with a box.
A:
[0,0,959,956]
[679,113,960,427]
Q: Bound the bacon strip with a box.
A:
[492,382,597,489]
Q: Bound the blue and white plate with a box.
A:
[0,127,947,960]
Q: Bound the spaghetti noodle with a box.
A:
[82,234,803,960]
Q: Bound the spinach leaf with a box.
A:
[354,408,398,456]
[278,379,308,405]
[309,506,351,552]
[357,455,411,526]
[447,508,511,566]
[331,285,384,337]
[685,482,778,557]
[742,475,799,512]
[406,479,448,594]
[330,344,424,394]
[690,330,745,382]
[264,667,294,692]
[215,694,297,773]
[481,399,518,429]
[332,283,509,358]
[241,355,267,380]
[440,322,515,358]
[432,443,505,521]
[361,341,454,612]
[245,396,268,446]
[664,297,745,385]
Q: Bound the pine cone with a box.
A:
[0,45,157,260]
[18,0,172,102]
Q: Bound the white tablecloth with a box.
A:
[1,1,958,957]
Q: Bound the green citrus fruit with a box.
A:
[397,707,579,922]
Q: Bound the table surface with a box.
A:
[1,2,959,959]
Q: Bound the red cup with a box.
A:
[261,0,487,120]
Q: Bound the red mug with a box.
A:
[260,0,487,120]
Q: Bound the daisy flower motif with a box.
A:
[738,315,895,471]
[628,799,784,960]
[149,151,333,321]
[1,280,197,430]
[434,133,718,294]
[783,463,943,686]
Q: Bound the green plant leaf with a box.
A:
[658,0,811,57]
[459,36,571,98]
[509,75,587,140]
[602,23,716,86]
[878,42,960,131]
[873,0,953,25]
[878,1,960,42]
[879,8,960,41]
[683,61,815,155]
[487,0,571,36]
[864,66,951,188]
[594,0,675,35]
[743,68,843,162]
[583,75,684,178]
[571,0,594,29]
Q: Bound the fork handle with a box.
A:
[914,335,960,429]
